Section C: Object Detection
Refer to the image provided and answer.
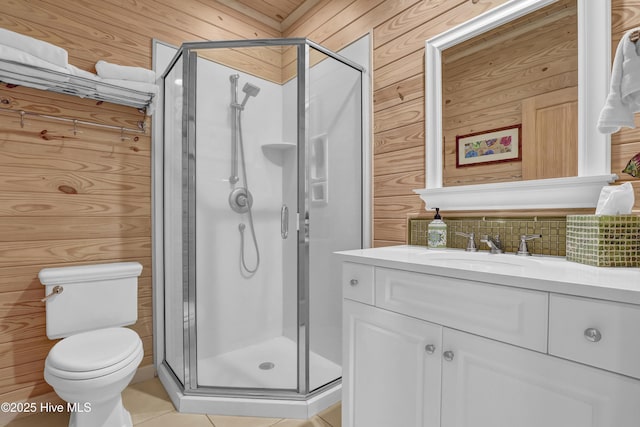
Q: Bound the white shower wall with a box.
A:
[194,58,287,362]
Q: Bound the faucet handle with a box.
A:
[516,234,542,256]
[493,234,503,250]
[455,231,477,252]
[480,235,504,254]
[521,234,542,241]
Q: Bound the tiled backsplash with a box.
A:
[409,216,567,256]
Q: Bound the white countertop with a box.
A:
[336,245,640,305]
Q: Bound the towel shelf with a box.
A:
[0,58,155,110]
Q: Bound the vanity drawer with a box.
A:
[375,267,548,352]
[342,262,374,304]
[549,294,640,379]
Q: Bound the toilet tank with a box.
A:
[39,262,143,339]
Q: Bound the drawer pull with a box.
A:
[584,328,602,343]
[425,344,436,354]
[443,350,455,361]
[349,279,359,286]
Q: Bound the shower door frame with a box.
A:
[163,37,365,401]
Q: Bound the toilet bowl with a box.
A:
[44,328,143,427]
[39,262,144,427]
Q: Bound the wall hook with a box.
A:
[120,127,131,142]
[69,119,83,136]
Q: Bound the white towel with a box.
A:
[0,44,69,89]
[0,28,68,68]
[67,64,99,83]
[95,60,156,83]
[98,78,158,99]
[97,78,158,114]
[598,29,640,134]
[65,64,100,97]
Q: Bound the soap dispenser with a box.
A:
[427,208,447,248]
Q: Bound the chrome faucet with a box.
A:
[480,235,503,254]
[455,231,477,252]
[516,234,542,256]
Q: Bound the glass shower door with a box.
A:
[190,46,300,391]
[307,45,363,392]
[162,50,185,386]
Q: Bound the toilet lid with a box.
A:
[47,327,142,373]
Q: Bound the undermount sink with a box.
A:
[415,249,549,272]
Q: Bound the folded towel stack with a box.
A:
[0,28,68,68]
[0,44,69,89]
[598,28,640,134]
[0,28,71,89]
[0,28,156,111]
[66,64,101,97]
[95,60,158,114]
[95,60,156,83]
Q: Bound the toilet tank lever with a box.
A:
[41,285,63,302]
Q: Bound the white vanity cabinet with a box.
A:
[441,328,640,427]
[340,255,640,427]
[343,299,442,427]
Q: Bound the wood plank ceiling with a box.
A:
[217,0,322,31]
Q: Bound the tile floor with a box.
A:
[5,378,342,427]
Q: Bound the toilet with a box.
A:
[39,262,144,427]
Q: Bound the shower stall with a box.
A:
[156,38,365,417]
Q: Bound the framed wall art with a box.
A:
[456,124,522,167]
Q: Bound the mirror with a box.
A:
[416,0,617,211]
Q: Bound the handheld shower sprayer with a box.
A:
[239,83,261,109]
[228,75,261,276]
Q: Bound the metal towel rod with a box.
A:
[0,106,146,134]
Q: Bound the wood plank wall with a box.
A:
[1,0,639,406]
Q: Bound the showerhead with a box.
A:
[240,82,261,108]
[243,82,260,97]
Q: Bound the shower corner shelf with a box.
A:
[261,142,296,166]
[261,142,296,151]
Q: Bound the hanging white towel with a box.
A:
[97,78,158,114]
[598,29,640,134]
[0,28,68,68]
[65,64,100,97]
[95,60,156,83]
[0,44,69,89]
[97,78,158,100]
[67,64,99,83]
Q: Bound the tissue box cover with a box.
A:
[566,215,640,267]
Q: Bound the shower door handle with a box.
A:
[281,205,288,239]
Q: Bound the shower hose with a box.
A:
[237,112,260,275]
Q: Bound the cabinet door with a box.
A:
[343,300,442,427]
[441,328,640,427]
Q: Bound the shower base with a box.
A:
[198,336,342,390]
[157,335,342,419]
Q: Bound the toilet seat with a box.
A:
[45,327,142,381]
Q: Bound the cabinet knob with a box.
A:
[425,344,436,354]
[443,350,455,361]
[349,279,358,286]
[584,327,602,342]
